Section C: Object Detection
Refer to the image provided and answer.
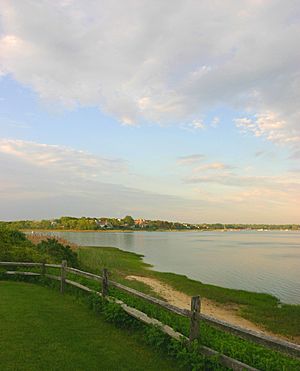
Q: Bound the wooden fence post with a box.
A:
[189,296,201,341]
[102,268,109,297]
[60,260,67,294]
[41,261,46,276]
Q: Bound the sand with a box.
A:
[126,274,299,344]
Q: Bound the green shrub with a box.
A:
[0,227,78,266]
[0,225,46,262]
[36,238,79,267]
[0,225,32,246]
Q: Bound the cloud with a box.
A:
[0,138,298,223]
[177,154,205,166]
[255,150,265,157]
[193,162,234,173]
[190,120,205,130]
[289,150,300,160]
[0,0,299,142]
[211,117,220,128]
[0,139,127,177]
[0,139,208,221]
[235,112,300,145]
[185,172,300,190]
[180,154,300,222]
[190,173,300,223]
[0,117,31,129]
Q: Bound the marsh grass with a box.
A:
[78,246,300,338]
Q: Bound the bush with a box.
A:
[36,238,79,267]
[0,225,32,246]
[0,225,46,262]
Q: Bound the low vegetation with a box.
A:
[27,233,78,250]
[78,246,300,339]
[0,225,78,266]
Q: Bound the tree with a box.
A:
[122,215,134,226]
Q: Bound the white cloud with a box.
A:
[0,138,298,223]
[185,172,300,190]
[189,172,300,222]
[0,0,299,142]
[289,150,300,160]
[235,112,300,145]
[177,153,300,222]
[190,120,205,130]
[0,139,208,221]
[211,117,220,128]
[177,154,205,166]
[0,139,127,177]
[193,162,234,173]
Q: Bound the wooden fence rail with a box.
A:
[109,279,191,318]
[1,261,299,369]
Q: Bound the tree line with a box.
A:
[1,216,299,231]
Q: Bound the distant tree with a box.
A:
[122,215,135,226]
[110,218,121,228]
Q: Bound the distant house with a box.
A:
[95,219,113,229]
[134,219,147,228]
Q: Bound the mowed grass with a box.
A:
[0,281,179,371]
[78,246,300,339]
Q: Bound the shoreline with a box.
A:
[22,228,300,233]
[25,229,300,306]
[77,245,300,342]
[126,274,298,344]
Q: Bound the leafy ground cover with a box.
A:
[77,246,300,338]
[0,281,179,371]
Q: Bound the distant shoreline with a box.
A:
[22,228,299,233]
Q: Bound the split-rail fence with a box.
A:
[1,261,299,371]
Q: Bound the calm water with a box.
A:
[44,230,300,304]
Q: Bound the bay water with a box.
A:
[42,230,300,304]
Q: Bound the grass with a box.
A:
[1,266,299,370]
[104,285,300,370]
[77,246,300,338]
[0,281,179,371]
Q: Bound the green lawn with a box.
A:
[0,281,179,371]
[78,246,300,339]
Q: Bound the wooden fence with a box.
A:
[1,261,300,371]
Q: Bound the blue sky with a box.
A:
[0,1,299,223]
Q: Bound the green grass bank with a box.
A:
[0,281,179,371]
[78,246,300,339]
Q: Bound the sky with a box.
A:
[0,0,299,223]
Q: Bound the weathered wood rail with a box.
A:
[1,261,300,370]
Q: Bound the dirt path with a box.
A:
[126,275,298,343]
